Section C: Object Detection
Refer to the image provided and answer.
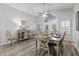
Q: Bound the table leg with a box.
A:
[57,43,59,56]
[36,38,37,55]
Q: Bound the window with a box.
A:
[60,20,71,34]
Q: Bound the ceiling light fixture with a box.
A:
[39,3,56,22]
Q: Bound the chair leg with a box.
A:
[58,50,60,56]
[48,48,50,56]
[58,48,63,56]
[39,48,41,56]
[48,50,49,56]
[39,48,43,56]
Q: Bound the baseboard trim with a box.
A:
[0,42,7,48]
[0,42,7,45]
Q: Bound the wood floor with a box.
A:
[0,39,36,56]
[0,38,78,56]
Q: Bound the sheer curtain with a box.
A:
[60,20,71,35]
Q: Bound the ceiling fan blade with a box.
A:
[45,14,56,22]
[46,14,51,16]
[39,12,43,14]
[47,9,55,13]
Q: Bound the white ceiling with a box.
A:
[6,3,75,17]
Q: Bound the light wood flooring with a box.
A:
[0,38,78,56]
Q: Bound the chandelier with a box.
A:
[39,3,56,22]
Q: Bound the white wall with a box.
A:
[0,4,36,43]
[73,4,79,52]
[0,3,73,44]
[36,9,73,35]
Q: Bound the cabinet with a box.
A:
[17,29,29,41]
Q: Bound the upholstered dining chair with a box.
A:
[5,31,13,46]
[50,31,66,56]
[37,32,49,56]
[5,31,17,46]
[58,31,66,56]
[11,32,18,44]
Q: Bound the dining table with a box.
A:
[34,32,62,56]
[49,35,62,56]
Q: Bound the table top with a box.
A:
[34,33,62,42]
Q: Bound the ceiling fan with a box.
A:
[38,3,56,22]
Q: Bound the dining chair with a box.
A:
[11,32,18,44]
[5,31,13,46]
[37,32,49,56]
[17,30,23,42]
[58,31,66,56]
[5,31,17,46]
[50,31,66,56]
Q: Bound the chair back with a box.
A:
[5,31,12,40]
[59,31,66,46]
[37,32,49,49]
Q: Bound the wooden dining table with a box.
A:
[34,33,62,56]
